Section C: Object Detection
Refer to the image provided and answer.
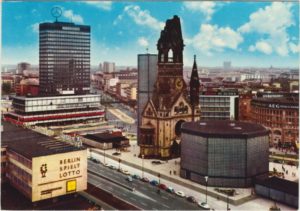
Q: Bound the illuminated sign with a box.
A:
[59,157,81,178]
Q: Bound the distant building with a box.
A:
[251,96,299,147]
[1,121,87,202]
[17,62,31,75]
[137,54,158,135]
[103,62,115,73]
[180,120,269,188]
[238,93,254,122]
[223,61,231,70]
[199,89,239,120]
[39,22,91,95]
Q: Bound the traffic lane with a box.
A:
[89,152,219,209]
[88,161,199,210]
[88,173,161,210]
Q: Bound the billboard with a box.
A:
[31,150,87,202]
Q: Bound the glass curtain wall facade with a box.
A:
[39,22,90,96]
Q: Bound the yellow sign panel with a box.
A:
[67,180,77,192]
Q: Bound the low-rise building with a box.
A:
[199,89,239,120]
[1,121,87,202]
[4,94,104,126]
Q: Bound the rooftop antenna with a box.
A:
[51,6,62,22]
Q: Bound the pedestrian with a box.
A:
[170,170,172,175]
[173,170,176,175]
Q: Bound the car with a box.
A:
[92,159,100,164]
[132,174,141,180]
[151,160,162,165]
[126,176,133,182]
[175,191,185,198]
[158,184,167,190]
[122,169,131,175]
[186,196,197,203]
[109,165,117,170]
[141,177,150,182]
[112,152,121,156]
[104,163,109,167]
[166,187,175,194]
[150,180,159,186]
[198,202,210,210]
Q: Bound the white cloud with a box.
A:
[63,10,84,24]
[249,41,273,54]
[183,2,216,21]
[289,42,300,53]
[113,14,123,25]
[238,2,294,56]
[138,37,149,47]
[188,24,243,55]
[31,23,39,33]
[124,5,164,31]
[83,2,112,11]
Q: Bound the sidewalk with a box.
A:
[90,141,256,206]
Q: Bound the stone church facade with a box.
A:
[139,15,201,159]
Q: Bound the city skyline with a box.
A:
[2,1,300,68]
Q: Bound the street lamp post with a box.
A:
[227,195,230,211]
[119,158,121,170]
[205,176,208,203]
[142,154,144,178]
[103,143,106,164]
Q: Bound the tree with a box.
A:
[2,82,12,94]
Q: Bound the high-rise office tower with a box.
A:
[137,54,158,138]
[39,22,90,95]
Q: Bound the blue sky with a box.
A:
[2,1,299,67]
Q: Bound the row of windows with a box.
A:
[200,103,230,107]
[40,41,90,45]
[40,46,90,50]
[7,150,32,169]
[40,50,90,54]
[40,34,89,39]
[201,112,230,117]
[200,97,231,102]
[201,107,230,112]
[40,30,90,36]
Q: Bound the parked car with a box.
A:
[93,159,100,164]
[112,152,121,156]
[141,177,150,182]
[151,160,162,165]
[122,169,131,175]
[186,196,197,203]
[158,184,167,190]
[126,176,133,182]
[132,174,141,180]
[198,202,210,210]
[109,165,117,170]
[166,187,175,194]
[175,191,185,198]
[150,180,159,186]
[104,163,109,167]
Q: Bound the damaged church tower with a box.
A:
[138,15,201,159]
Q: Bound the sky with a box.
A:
[2,1,299,68]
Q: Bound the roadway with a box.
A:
[88,160,200,210]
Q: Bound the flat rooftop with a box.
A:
[255,177,298,196]
[84,132,129,143]
[2,121,85,159]
[181,120,269,139]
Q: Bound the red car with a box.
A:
[158,184,167,190]
[141,177,150,182]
